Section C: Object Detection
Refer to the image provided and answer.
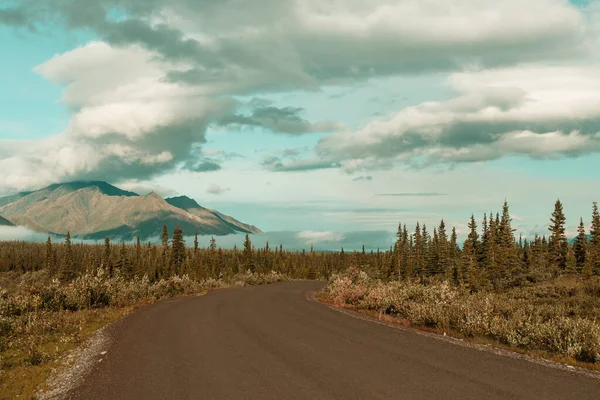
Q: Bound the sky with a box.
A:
[1,0,600,249]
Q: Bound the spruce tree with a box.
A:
[590,202,600,274]
[573,217,588,272]
[59,232,76,281]
[498,200,519,278]
[243,234,254,272]
[449,227,460,285]
[117,242,134,278]
[135,236,142,274]
[103,237,112,277]
[437,219,448,275]
[548,199,568,271]
[171,226,186,275]
[466,215,479,256]
[45,236,54,273]
[161,224,169,277]
[413,222,423,278]
[485,215,499,288]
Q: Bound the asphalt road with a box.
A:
[72,281,600,400]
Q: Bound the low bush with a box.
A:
[321,268,600,364]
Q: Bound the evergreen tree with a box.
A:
[449,227,460,284]
[135,236,142,274]
[45,236,54,273]
[103,237,112,277]
[161,224,169,277]
[117,242,134,278]
[548,199,568,271]
[194,233,199,255]
[590,202,600,274]
[573,217,588,272]
[427,228,440,277]
[162,224,169,248]
[437,219,448,275]
[59,232,76,281]
[485,215,499,288]
[466,215,479,256]
[498,200,519,281]
[171,226,186,275]
[413,222,423,278]
[243,234,254,272]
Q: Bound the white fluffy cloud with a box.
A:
[0,0,599,192]
[298,65,600,172]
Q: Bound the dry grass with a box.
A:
[319,267,600,369]
[0,268,290,399]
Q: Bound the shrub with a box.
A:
[321,270,600,364]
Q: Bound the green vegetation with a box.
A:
[319,200,600,368]
[0,227,292,399]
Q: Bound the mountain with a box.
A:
[0,182,261,240]
[0,214,14,226]
[165,196,262,234]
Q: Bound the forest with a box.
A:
[1,199,599,287]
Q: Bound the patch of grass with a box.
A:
[0,308,127,400]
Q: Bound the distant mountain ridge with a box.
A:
[165,196,261,235]
[0,214,14,226]
[0,181,261,239]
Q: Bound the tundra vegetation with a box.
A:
[1,199,599,397]
[320,200,600,369]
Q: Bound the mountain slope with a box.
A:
[0,215,14,226]
[0,182,261,239]
[0,191,32,207]
[165,196,262,234]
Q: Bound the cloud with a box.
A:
[184,230,396,251]
[116,181,179,197]
[206,184,230,195]
[0,0,598,191]
[0,41,237,192]
[2,0,589,83]
[263,157,340,172]
[183,160,222,172]
[295,65,600,172]
[352,176,373,181]
[0,226,49,242]
[376,193,447,197]
[218,103,342,134]
[296,230,345,244]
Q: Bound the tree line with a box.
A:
[0,200,599,291]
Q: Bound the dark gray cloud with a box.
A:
[1,0,589,85]
[261,156,339,172]
[219,105,340,134]
[183,159,222,172]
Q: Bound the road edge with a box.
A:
[306,289,600,381]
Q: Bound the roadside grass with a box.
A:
[1,307,127,400]
[0,269,289,400]
[317,267,600,372]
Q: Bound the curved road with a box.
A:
[72,281,600,399]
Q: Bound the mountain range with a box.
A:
[0,181,261,240]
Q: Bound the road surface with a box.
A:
[71,281,600,399]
